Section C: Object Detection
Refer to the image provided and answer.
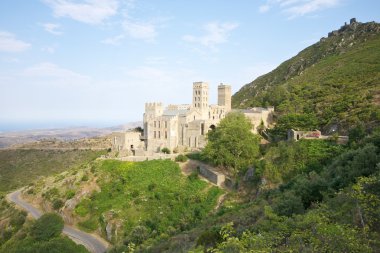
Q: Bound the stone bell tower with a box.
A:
[193,81,209,119]
[218,83,231,112]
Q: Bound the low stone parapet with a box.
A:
[198,165,225,186]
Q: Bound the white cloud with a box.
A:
[259,4,270,13]
[24,62,90,85]
[43,0,119,25]
[0,31,31,52]
[183,22,239,50]
[101,34,125,45]
[122,19,157,41]
[41,46,56,54]
[286,0,340,18]
[259,0,341,18]
[42,23,63,35]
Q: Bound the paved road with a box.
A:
[7,190,108,253]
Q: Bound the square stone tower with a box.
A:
[193,82,209,119]
[218,83,231,112]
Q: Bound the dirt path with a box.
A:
[214,193,227,212]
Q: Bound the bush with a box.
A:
[147,183,156,191]
[31,213,64,241]
[52,199,64,210]
[129,225,149,245]
[81,174,89,181]
[175,154,188,162]
[197,227,223,250]
[78,218,98,232]
[161,147,171,154]
[66,190,76,199]
[188,171,199,181]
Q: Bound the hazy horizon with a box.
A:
[0,119,141,133]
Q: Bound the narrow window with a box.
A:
[165,121,167,128]
[154,131,156,138]
[154,121,156,127]
[158,131,161,138]
[165,131,167,139]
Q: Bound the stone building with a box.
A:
[238,107,274,133]
[287,129,322,141]
[143,82,231,152]
[111,131,144,156]
[113,81,274,155]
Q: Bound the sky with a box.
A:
[0,0,379,131]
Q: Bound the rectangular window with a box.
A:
[165,131,167,139]
[158,131,161,138]
[158,121,161,128]
[154,131,156,138]
[165,121,167,128]
[154,121,156,127]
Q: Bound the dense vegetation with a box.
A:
[148,127,380,252]
[203,112,261,177]
[73,159,222,250]
[0,197,27,246]
[0,212,88,253]
[0,149,106,193]
[233,21,380,135]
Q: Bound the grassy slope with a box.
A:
[233,22,380,132]
[0,149,106,193]
[74,159,222,247]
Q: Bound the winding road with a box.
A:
[7,189,109,253]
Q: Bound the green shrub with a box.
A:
[44,187,59,200]
[52,199,64,210]
[188,171,199,181]
[175,154,188,162]
[131,190,140,198]
[197,227,223,250]
[78,218,98,232]
[186,152,204,161]
[161,147,171,154]
[31,213,64,241]
[81,174,89,181]
[147,183,156,191]
[66,190,76,199]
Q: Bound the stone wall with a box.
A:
[198,165,225,186]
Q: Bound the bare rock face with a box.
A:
[105,222,113,241]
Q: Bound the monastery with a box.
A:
[112,82,274,156]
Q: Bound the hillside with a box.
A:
[20,159,222,249]
[0,149,106,193]
[233,19,380,134]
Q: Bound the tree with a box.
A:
[202,112,260,177]
[31,213,64,241]
[161,147,171,154]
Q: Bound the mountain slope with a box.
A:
[233,19,380,133]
